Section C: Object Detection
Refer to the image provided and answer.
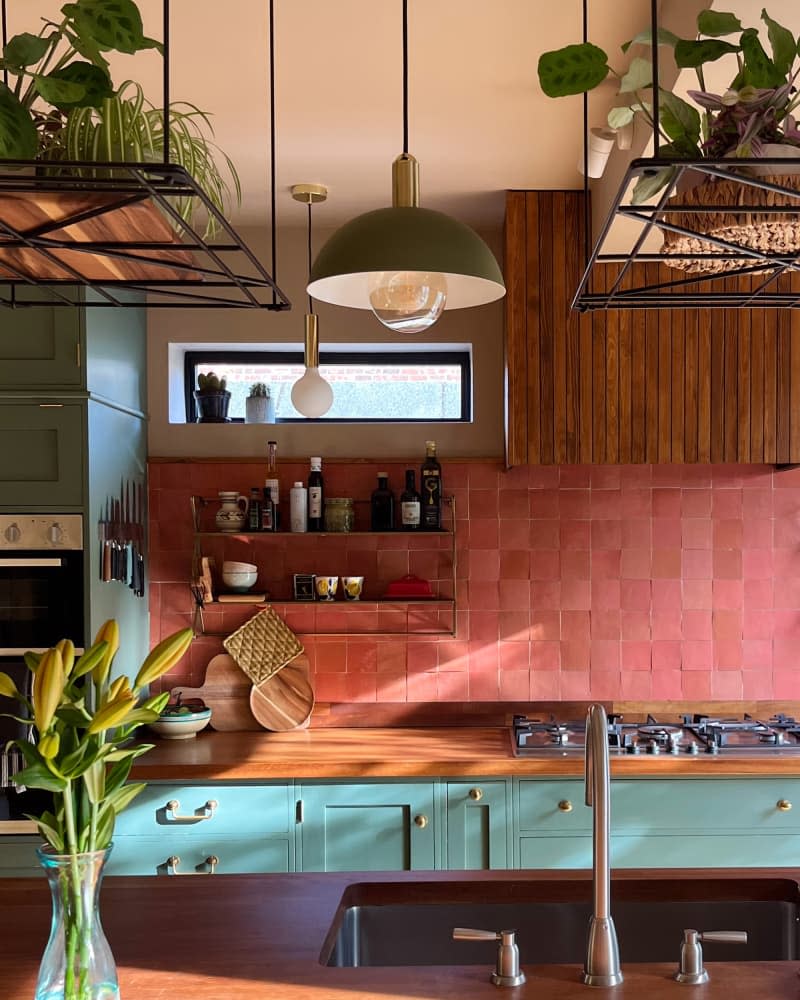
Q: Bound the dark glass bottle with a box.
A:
[420,439,442,530]
[265,439,281,531]
[400,469,421,531]
[370,472,395,531]
[260,487,275,531]
[307,456,324,531]
[247,487,262,532]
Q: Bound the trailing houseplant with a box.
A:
[0,619,193,1000]
[0,1,239,235]
[538,8,800,203]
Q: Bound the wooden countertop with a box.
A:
[130,727,800,780]
[2,868,799,999]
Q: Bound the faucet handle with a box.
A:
[674,928,748,985]
[453,928,526,988]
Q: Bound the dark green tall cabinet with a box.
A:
[0,289,149,678]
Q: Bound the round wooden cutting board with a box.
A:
[249,654,315,731]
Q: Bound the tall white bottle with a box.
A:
[290,482,308,533]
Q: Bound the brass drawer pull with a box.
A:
[777,799,793,812]
[558,800,573,813]
[414,814,428,828]
[165,855,218,876]
[164,799,218,823]
[468,787,483,801]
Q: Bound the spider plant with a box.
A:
[43,81,241,239]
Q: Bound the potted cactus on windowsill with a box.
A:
[245,382,274,424]
[194,371,230,423]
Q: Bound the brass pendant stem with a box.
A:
[392,153,420,208]
[304,313,320,367]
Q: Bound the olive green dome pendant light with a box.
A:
[307,0,505,334]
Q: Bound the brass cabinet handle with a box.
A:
[558,800,573,813]
[414,814,428,828]
[468,787,483,801]
[165,799,218,823]
[777,799,793,812]
[165,855,219,876]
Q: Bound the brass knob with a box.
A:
[469,788,483,801]
[558,800,573,813]
[777,799,792,812]
[414,814,428,828]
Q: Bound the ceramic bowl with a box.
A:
[149,707,212,740]
[222,567,258,592]
[222,560,257,574]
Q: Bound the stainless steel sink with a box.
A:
[322,878,800,967]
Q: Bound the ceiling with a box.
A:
[15,0,658,231]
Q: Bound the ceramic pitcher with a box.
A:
[215,491,248,532]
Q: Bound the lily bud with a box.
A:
[87,694,136,735]
[92,620,120,686]
[39,732,60,760]
[134,628,193,690]
[55,639,75,677]
[0,671,18,699]
[32,648,65,735]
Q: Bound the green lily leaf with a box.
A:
[29,811,64,853]
[760,9,796,77]
[3,32,51,69]
[675,39,740,68]
[23,651,41,673]
[104,780,145,816]
[697,10,742,37]
[619,57,652,93]
[48,61,114,109]
[740,27,784,88]
[631,165,677,205]
[621,28,679,54]
[537,42,609,97]
[61,0,162,55]
[14,761,67,793]
[83,759,105,804]
[33,73,86,106]
[658,90,701,146]
[103,755,134,797]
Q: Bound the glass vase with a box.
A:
[36,846,119,1000]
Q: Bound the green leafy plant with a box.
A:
[538,8,800,203]
[197,370,227,393]
[248,382,269,397]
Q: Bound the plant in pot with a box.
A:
[194,371,230,423]
[537,9,800,272]
[0,0,239,240]
[245,381,274,424]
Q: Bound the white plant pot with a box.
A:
[578,127,617,178]
[245,395,275,424]
[749,143,800,177]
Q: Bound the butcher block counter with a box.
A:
[2,868,799,1000]
[130,727,800,780]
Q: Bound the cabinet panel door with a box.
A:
[0,836,40,876]
[299,782,436,872]
[446,780,510,870]
[108,836,291,875]
[0,294,82,390]
[0,401,84,507]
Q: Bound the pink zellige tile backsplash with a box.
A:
[148,461,800,702]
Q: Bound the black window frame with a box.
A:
[184,349,472,423]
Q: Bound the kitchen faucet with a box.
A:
[582,703,623,987]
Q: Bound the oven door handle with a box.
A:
[0,558,64,568]
[0,820,37,835]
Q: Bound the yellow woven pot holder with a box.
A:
[223,606,303,686]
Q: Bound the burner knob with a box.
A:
[706,743,720,755]
[4,522,20,543]
[626,744,641,755]
[777,799,792,812]
[646,741,660,755]
[686,743,699,756]
[48,522,63,545]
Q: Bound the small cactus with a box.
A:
[197,371,227,393]
[249,382,269,397]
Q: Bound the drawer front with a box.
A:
[113,783,292,838]
[611,833,800,869]
[612,778,800,833]
[108,836,291,875]
[519,836,592,870]
[0,401,84,507]
[517,779,591,834]
[0,836,40,876]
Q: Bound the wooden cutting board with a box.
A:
[171,653,261,732]
[249,654,315,732]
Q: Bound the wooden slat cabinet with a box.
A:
[505,190,800,465]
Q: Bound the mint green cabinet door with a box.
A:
[0,401,84,508]
[299,782,436,872]
[0,295,82,389]
[446,780,510,869]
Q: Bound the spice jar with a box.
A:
[324,497,354,533]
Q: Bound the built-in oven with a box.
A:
[0,514,84,833]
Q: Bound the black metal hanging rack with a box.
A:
[574,0,800,312]
[0,1,291,309]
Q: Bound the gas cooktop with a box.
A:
[511,713,800,757]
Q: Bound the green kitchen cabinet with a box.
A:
[0,837,40,877]
[0,400,85,509]
[0,293,82,390]
[445,779,511,870]
[298,781,437,872]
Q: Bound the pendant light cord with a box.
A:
[402,0,409,154]
[307,200,313,314]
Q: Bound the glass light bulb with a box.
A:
[368,270,447,334]
[290,366,334,418]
